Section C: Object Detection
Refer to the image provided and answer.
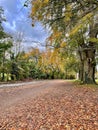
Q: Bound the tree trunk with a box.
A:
[78,46,96,84]
[78,48,84,82]
[79,62,84,82]
[1,51,5,81]
[82,48,96,84]
[78,19,97,84]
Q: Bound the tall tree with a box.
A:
[31,0,98,84]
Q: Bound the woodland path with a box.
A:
[0,80,98,130]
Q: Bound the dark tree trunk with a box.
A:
[78,46,96,84]
[79,48,96,84]
[82,48,96,84]
[79,62,84,82]
[78,19,97,84]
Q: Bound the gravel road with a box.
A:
[0,81,41,88]
[0,80,55,109]
[0,80,98,130]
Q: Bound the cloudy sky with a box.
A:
[0,0,49,50]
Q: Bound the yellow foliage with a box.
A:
[49,31,62,41]
[69,24,82,36]
[69,13,93,37]
[30,48,40,56]
[31,0,49,21]
[89,37,98,43]
[81,13,93,23]
[31,0,42,16]
[60,42,66,48]
[64,4,72,22]
[47,31,62,44]
[43,0,49,4]
[22,48,40,60]
[64,12,72,22]
[37,14,43,20]
[54,32,62,38]
[23,53,30,59]
[66,4,72,11]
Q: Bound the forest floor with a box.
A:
[0,80,98,130]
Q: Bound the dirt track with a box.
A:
[0,80,53,109]
[0,80,98,130]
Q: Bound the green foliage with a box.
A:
[89,38,98,44]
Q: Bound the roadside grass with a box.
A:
[95,79,98,84]
[74,79,98,88]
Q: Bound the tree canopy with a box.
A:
[0,1,98,83]
[31,0,98,84]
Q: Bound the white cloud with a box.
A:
[2,21,16,33]
[0,0,49,50]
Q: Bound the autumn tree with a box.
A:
[31,0,98,84]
